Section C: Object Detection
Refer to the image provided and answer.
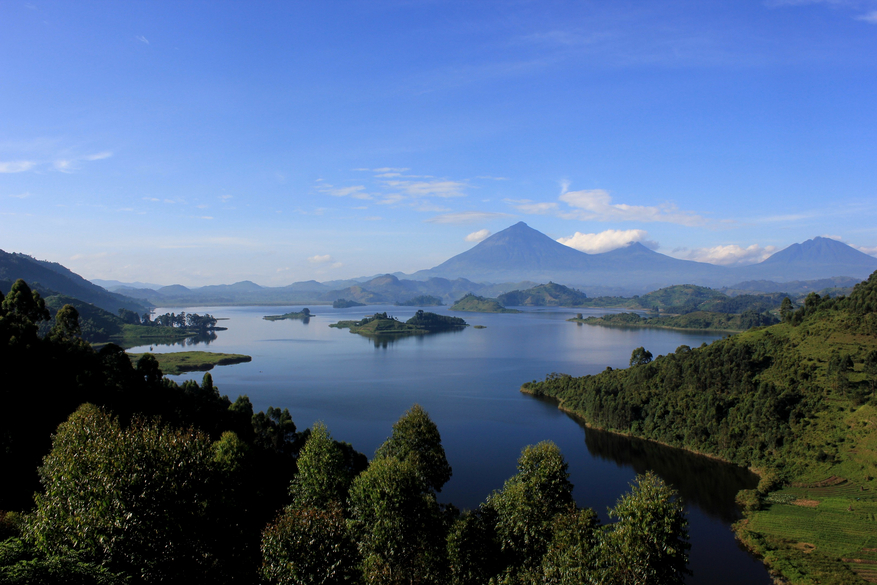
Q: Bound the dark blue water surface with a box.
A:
[132,305,770,584]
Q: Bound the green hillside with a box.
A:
[524,272,877,584]
[497,282,588,306]
[450,293,521,313]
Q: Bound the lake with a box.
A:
[132,304,771,584]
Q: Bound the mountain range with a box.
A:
[3,223,876,310]
[410,222,877,292]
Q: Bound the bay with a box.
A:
[133,304,771,584]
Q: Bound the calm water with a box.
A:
[132,305,770,584]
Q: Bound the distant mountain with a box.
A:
[732,237,877,282]
[411,222,728,291]
[409,223,877,292]
[0,250,149,314]
[92,279,166,291]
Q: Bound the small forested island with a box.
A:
[330,310,467,337]
[395,295,444,307]
[263,308,312,321]
[126,351,252,375]
[333,298,366,308]
[524,272,877,584]
[571,309,780,332]
[450,293,521,313]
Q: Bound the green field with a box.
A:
[126,351,252,375]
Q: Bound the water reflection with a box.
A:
[569,414,758,523]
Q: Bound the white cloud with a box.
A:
[558,189,707,226]
[384,179,467,198]
[308,254,335,264]
[8,192,32,199]
[557,229,657,253]
[680,244,778,266]
[84,151,113,161]
[320,184,372,200]
[466,229,491,242]
[0,161,36,173]
[853,244,877,257]
[505,199,558,214]
[425,211,512,224]
[136,35,149,44]
[857,10,877,22]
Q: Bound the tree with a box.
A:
[597,472,690,585]
[260,506,359,585]
[374,404,452,494]
[48,304,82,342]
[629,347,653,367]
[780,297,794,323]
[486,441,575,575]
[26,404,222,583]
[1,279,50,324]
[540,507,601,585]
[348,456,447,585]
[289,422,351,510]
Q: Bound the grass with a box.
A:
[126,351,252,375]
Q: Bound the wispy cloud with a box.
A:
[84,151,113,161]
[136,35,149,44]
[318,183,372,200]
[8,192,32,199]
[0,161,36,173]
[558,189,707,226]
[465,229,491,242]
[384,179,467,198]
[557,229,657,253]
[425,211,511,224]
[308,254,335,264]
[505,199,559,214]
[856,9,877,22]
[677,243,777,266]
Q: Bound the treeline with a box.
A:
[0,278,692,584]
[575,309,779,332]
[118,308,219,331]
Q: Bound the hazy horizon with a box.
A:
[3,1,876,287]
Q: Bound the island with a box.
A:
[569,310,779,332]
[126,351,252,375]
[333,298,366,308]
[449,293,522,313]
[395,295,444,307]
[497,282,589,306]
[330,310,468,337]
[263,308,312,321]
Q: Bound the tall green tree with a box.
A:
[348,456,446,585]
[597,472,690,585]
[486,441,575,576]
[289,422,352,510]
[373,404,452,493]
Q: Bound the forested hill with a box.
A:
[0,249,148,314]
[524,271,877,584]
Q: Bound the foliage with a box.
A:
[26,404,221,583]
[126,351,252,375]
[260,506,359,585]
[374,404,453,494]
[629,346,653,367]
[289,422,352,510]
[485,442,574,573]
[0,538,128,585]
[330,311,467,336]
[395,295,444,307]
[598,472,690,585]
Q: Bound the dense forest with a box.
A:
[525,272,877,584]
[1,278,692,584]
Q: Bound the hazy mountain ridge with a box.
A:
[0,250,149,314]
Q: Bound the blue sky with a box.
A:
[2,0,876,286]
